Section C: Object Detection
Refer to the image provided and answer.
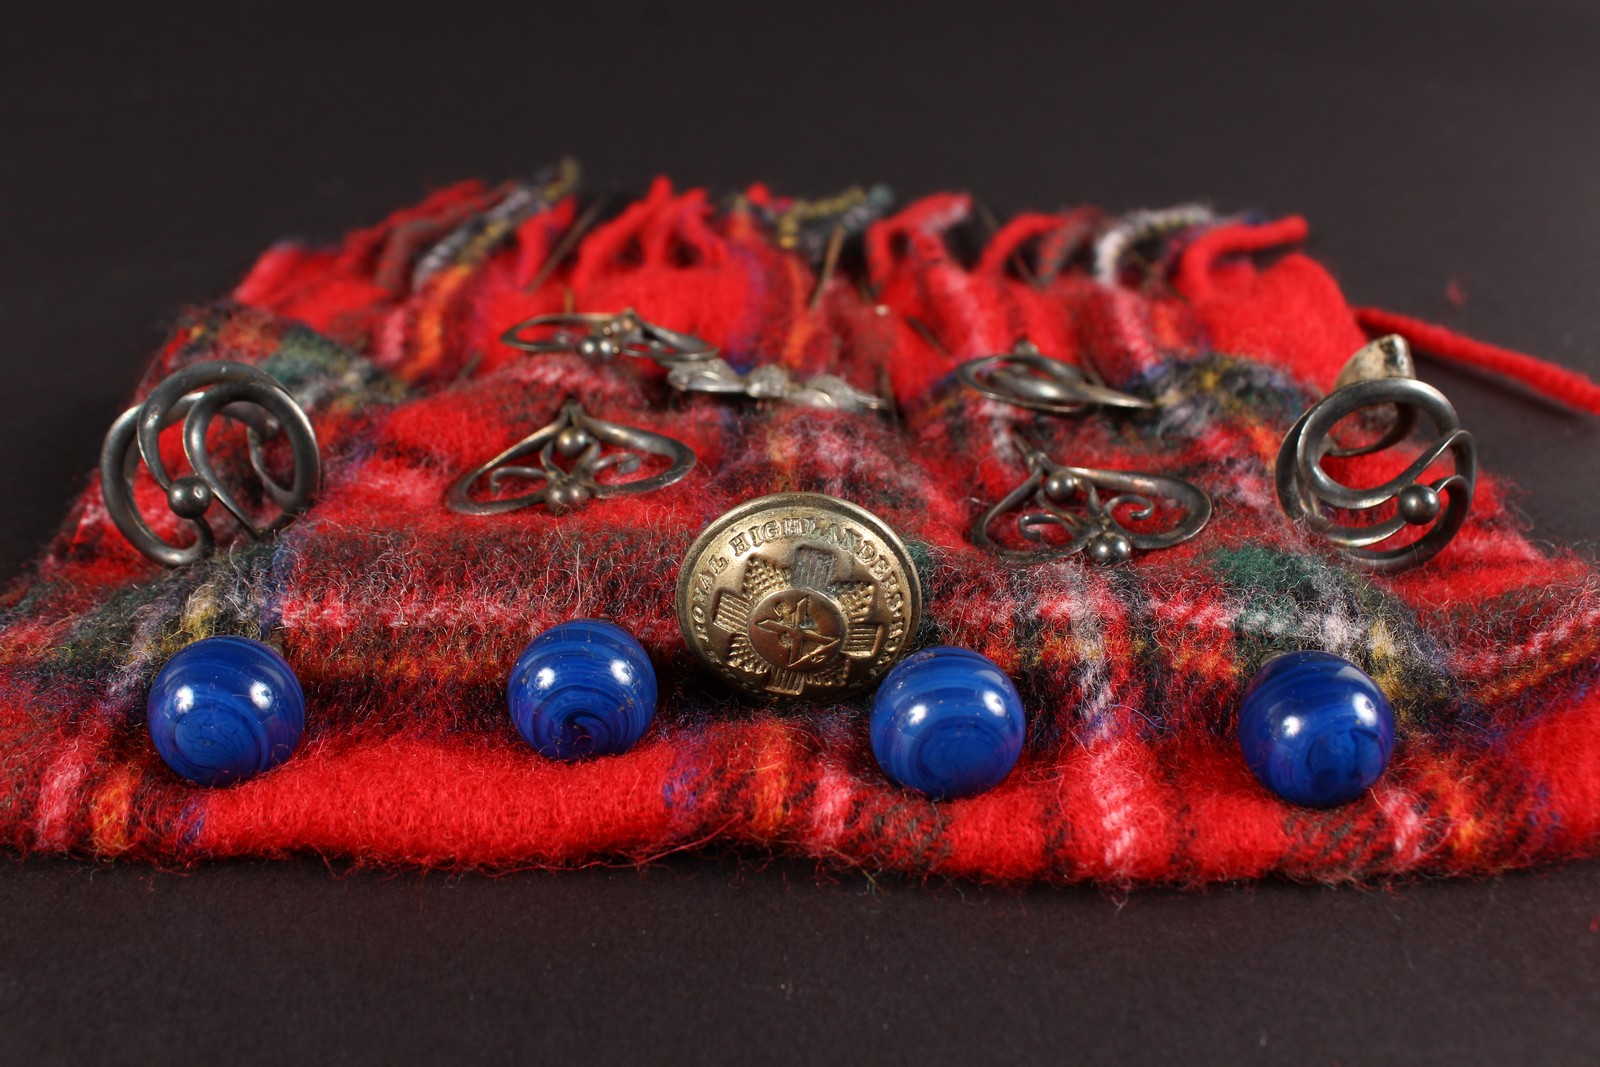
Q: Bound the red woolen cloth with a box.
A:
[4,176,1599,884]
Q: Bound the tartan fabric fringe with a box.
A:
[2,171,1598,884]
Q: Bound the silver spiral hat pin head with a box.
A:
[99,360,321,567]
[1276,334,1477,572]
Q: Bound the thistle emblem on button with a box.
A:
[676,493,923,700]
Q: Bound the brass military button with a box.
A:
[676,493,923,700]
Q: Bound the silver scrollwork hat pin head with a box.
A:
[973,433,1213,565]
[501,308,719,365]
[447,399,694,516]
[99,360,321,566]
[956,338,1152,415]
[1276,334,1477,572]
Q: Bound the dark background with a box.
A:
[3,2,1598,1063]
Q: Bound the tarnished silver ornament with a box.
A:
[667,359,887,413]
[447,399,695,516]
[956,339,1151,415]
[99,360,321,567]
[973,437,1211,565]
[500,309,717,366]
[1276,334,1476,572]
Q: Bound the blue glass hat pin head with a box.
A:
[99,360,320,785]
[870,646,1027,800]
[507,620,657,761]
[1238,650,1396,807]
[147,636,307,787]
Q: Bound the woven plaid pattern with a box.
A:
[2,175,1598,884]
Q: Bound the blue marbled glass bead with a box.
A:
[507,619,657,761]
[870,646,1026,800]
[147,636,306,787]
[1238,650,1396,807]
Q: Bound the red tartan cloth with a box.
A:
[4,176,1600,884]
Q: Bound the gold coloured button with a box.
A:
[676,493,923,700]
